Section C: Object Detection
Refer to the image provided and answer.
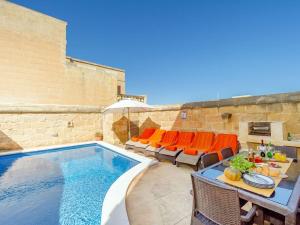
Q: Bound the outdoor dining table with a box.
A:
[193,156,300,225]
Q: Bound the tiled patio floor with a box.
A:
[126,161,193,225]
[126,159,271,225]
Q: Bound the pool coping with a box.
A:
[0,141,155,225]
[99,141,155,225]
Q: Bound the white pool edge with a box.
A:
[99,141,155,225]
[0,141,155,225]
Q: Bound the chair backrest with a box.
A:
[140,128,156,139]
[191,175,241,225]
[211,134,238,154]
[221,147,234,159]
[201,152,219,168]
[149,129,166,142]
[176,131,194,146]
[274,146,298,160]
[161,130,178,144]
[191,131,215,151]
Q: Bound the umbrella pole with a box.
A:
[127,107,131,140]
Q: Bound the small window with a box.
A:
[117,85,122,95]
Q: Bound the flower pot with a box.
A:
[95,133,103,141]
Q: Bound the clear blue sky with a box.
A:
[12,0,300,104]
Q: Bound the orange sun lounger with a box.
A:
[131,128,156,142]
[175,131,215,170]
[132,129,166,153]
[209,133,238,160]
[145,130,179,153]
[165,131,195,151]
[184,131,215,155]
[158,131,194,165]
[138,129,166,144]
[125,128,156,149]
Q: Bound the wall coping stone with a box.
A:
[148,91,300,112]
[0,104,103,114]
[66,56,124,72]
[1,91,299,114]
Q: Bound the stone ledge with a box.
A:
[0,104,103,114]
[66,56,124,72]
[149,91,300,112]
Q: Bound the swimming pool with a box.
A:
[0,142,152,225]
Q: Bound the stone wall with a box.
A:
[103,112,139,145]
[0,104,102,151]
[65,57,125,106]
[1,92,299,151]
[0,1,125,107]
[104,92,300,147]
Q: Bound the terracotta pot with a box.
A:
[95,135,103,141]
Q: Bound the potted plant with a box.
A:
[95,132,103,141]
[224,155,255,181]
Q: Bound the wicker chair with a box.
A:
[274,146,298,161]
[221,147,234,159]
[201,152,219,168]
[191,174,257,225]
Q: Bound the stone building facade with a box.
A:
[0,1,123,150]
[0,1,125,107]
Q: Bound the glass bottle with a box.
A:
[259,140,266,158]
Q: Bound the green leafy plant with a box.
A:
[230,155,254,173]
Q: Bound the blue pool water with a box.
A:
[0,144,139,225]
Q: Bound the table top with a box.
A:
[193,158,300,218]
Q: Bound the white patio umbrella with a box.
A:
[103,99,155,140]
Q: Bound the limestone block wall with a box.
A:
[65,57,125,106]
[103,112,139,145]
[0,1,125,107]
[0,1,67,104]
[104,92,300,147]
[138,103,300,136]
[0,104,102,151]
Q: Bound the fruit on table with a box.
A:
[224,167,242,181]
[274,152,287,162]
[254,156,263,163]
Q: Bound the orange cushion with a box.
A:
[148,129,166,143]
[191,132,215,150]
[202,148,210,153]
[140,139,149,144]
[160,131,178,145]
[210,134,238,154]
[166,145,177,151]
[140,128,156,139]
[150,142,161,148]
[184,148,198,155]
[217,151,223,160]
[160,143,171,147]
[176,132,194,146]
[131,136,139,142]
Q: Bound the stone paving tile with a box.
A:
[126,161,193,225]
